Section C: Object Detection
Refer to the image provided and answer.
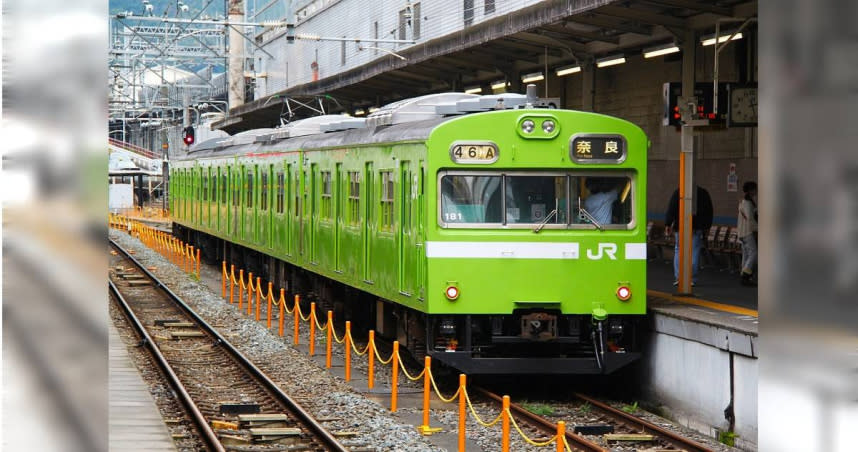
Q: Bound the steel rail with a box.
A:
[109,239,349,452]
[473,387,607,452]
[109,280,224,452]
[573,393,713,452]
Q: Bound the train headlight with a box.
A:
[616,286,632,301]
[445,286,460,301]
[521,119,535,134]
[542,120,556,133]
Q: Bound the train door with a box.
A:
[363,162,373,283]
[295,163,304,258]
[245,165,256,243]
[260,165,271,248]
[202,167,208,227]
[398,161,414,295]
[335,163,343,272]
[309,164,318,264]
[416,161,426,300]
[286,163,295,256]
[232,166,241,237]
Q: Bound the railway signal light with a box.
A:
[183,126,195,146]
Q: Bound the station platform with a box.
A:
[109,322,177,451]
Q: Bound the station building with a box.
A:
[220,0,758,225]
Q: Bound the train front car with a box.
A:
[424,108,648,374]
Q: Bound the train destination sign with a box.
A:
[569,134,627,163]
[450,142,499,164]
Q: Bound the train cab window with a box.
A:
[575,175,633,227]
[440,174,503,224]
[439,172,634,228]
[504,175,567,225]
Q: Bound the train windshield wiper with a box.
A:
[577,197,603,231]
[532,209,557,233]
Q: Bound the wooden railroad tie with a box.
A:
[219,402,261,415]
[162,322,195,328]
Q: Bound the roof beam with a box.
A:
[596,5,688,28]
[541,24,621,45]
[639,0,732,17]
[570,14,654,36]
[512,31,587,54]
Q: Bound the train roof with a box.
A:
[174,90,551,162]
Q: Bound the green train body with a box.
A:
[171,94,648,374]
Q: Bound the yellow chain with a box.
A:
[331,324,345,344]
[428,368,460,403]
[298,302,311,321]
[314,313,328,331]
[370,340,394,365]
[397,354,425,381]
[462,387,503,427]
[281,295,294,314]
[564,436,572,452]
[508,408,558,446]
[349,332,370,356]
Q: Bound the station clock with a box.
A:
[727,84,758,127]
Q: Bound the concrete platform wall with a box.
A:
[641,312,758,450]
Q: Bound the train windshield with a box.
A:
[439,172,633,228]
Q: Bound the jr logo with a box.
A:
[586,243,618,260]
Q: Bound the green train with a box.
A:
[171,92,648,374]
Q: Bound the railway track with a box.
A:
[109,239,348,452]
[474,387,714,452]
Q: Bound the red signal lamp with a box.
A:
[616,286,632,301]
[183,126,195,146]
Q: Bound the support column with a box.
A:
[228,0,246,111]
[678,30,696,295]
[581,60,595,111]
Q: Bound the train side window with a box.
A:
[321,171,332,219]
[380,171,394,231]
[260,170,268,211]
[221,170,227,205]
[246,169,254,209]
[233,168,240,207]
[348,171,360,225]
[202,170,208,202]
[276,171,284,214]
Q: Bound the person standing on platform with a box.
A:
[664,185,713,286]
[738,181,758,286]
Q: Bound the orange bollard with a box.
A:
[309,303,316,356]
[222,261,227,298]
[247,273,254,316]
[187,245,192,273]
[229,265,235,304]
[293,295,301,345]
[422,356,431,431]
[325,311,333,369]
[368,330,375,390]
[391,341,399,412]
[556,421,565,452]
[458,374,466,452]
[238,269,244,310]
[502,395,510,452]
[278,289,285,337]
[196,249,201,278]
[255,277,261,320]
[345,321,352,382]
[267,283,273,329]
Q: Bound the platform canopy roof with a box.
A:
[216,0,757,133]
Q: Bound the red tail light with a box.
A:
[616,286,631,301]
[445,286,459,300]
